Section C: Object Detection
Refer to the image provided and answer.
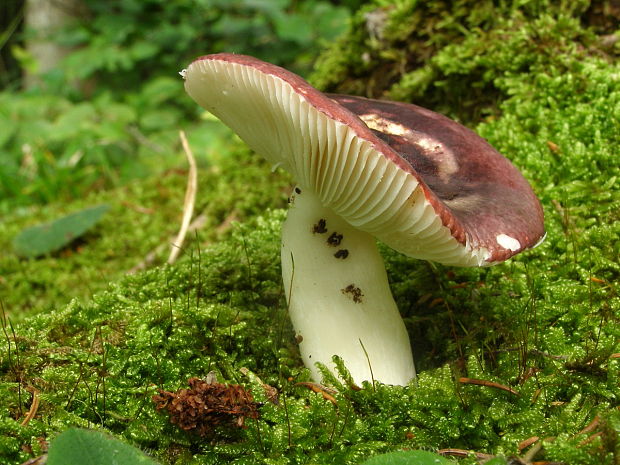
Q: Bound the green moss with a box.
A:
[0,135,291,322]
[1,1,619,464]
[311,0,617,122]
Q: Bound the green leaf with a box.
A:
[47,428,158,465]
[139,109,180,130]
[139,76,183,105]
[13,204,109,258]
[130,40,158,61]
[361,450,456,465]
[274,13,313,44]
[51,102,98,140]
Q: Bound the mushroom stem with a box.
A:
[281,188,416,386]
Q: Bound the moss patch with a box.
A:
[311,0,619,122]
[0,136,291,322]
[0,204,617,464]
[1,1,619,464]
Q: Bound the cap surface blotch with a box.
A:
[496,234,521,251]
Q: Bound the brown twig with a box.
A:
[214,210,239,236]
[120,201,155,215]
[128,208,239,274]
[518,436,540,451]
[458,377,519,396]
[522,441,544,463]
[168,130,198,264]
[577,415,600,435]
[578,431,604,446]
[436,448,493,460]
[295,382,337,405]
[20,387,40,426]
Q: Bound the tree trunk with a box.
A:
[24,0,84,88]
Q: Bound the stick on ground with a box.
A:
[168,130,198,264]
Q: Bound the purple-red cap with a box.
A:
[183,53,545,266]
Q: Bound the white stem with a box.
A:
[281,188,416,386]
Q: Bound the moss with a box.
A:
[0,133,291,322]
[1,1,619,464]
[311,0,618,122]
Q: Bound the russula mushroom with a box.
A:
[182,54,545,386]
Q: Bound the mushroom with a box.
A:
[182,54,545,386]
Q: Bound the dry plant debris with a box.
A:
[458,377,519,396]
[152,377,259,436]
[294,381,338,405]
[167,130,198,264]
[20,387,40,427]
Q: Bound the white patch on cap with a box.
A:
[359,114,408,136]
[358,113,458,184]
[496,233,521,251]
[179,69,187,80]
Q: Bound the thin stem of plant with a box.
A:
[458,377,519,396]
[358,339,375,391]
[168,130,198,264]
[20,387,40,427]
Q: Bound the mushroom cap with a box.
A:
[184,53,545,266]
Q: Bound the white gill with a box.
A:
[185,59,491,266]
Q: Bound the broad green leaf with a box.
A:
[139,76,182,105]
[139,109,180,130]
[51,103,98,140]
[13,204,109,258]
[274,13,313,44]
[47,428,158,465]
[130,40,158,61]
[361,450,456,465]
